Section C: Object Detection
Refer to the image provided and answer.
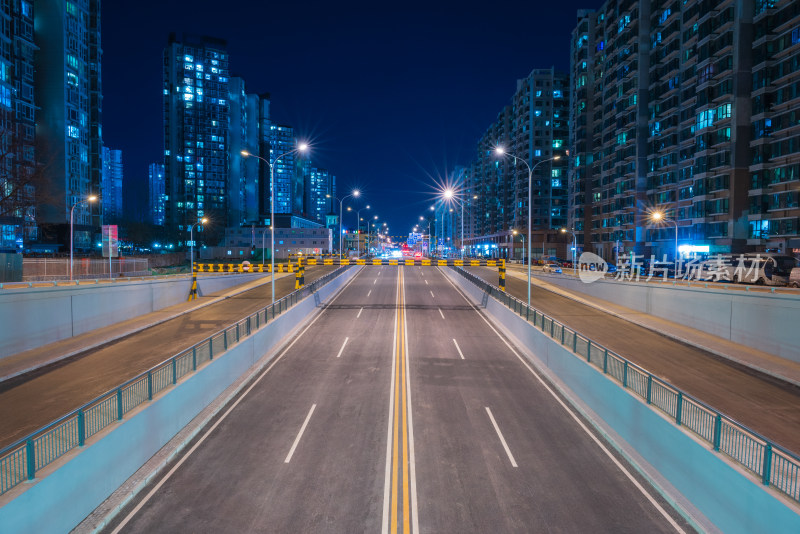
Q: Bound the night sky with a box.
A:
[103,1,602,237]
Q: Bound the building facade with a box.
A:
[567,0,800,262]
[0,0,36,249]
[163,34,230,245]
[464,68,570,259]
[100,147,123,223]
[35,0,102,249]
[148,163,165,226]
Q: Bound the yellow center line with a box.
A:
[401,269,411,534]
[389,268,413,533]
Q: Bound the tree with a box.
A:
[0,120,60,246]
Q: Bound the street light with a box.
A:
[189,217,209,276]
[560,227,577,275]
[69,194,98,281]
[649,210,678,262]
[356,204,370,257]
[327,189,360,259]
[513,229,525,262]
[242,142,309,303]
[495,146,561,311]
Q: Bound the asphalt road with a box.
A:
[104,266,693,533]
[0,266,336,449]
[465,265,800,454]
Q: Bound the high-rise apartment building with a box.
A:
[464,69,570,259]
[163,34,229,244]
[35,0,102,249]
[750,1,800,254]
[567,0,794,261]
[269,124,298,216]
[148,163,165,226]
[100,147,123,223]
[304,164,336,224]
[0,0,36,249]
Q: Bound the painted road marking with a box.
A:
[442,271,686,533]
[285,404,317,463]
[375,279,378,284]
[429,290,434,298]
[486,407,518,467]
[368,289,372,297]
[357,307,364,318]
[383,267,417,534]
[453,339,465,360]
[425,280,428,285]
[438,308,445,319]
[109,269,365,534]
[336,337,349,358]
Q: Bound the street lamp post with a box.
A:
[189,217,209,276]
[69,195,98,281]
[560,227,577,275]
[328,190,360,259]
[356,204,370,257]
[513,230,525,262]
[495,147,561,310]
[242,143,308,303]
[650,210,678,262]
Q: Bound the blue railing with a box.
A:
[0,266,348,496]
[454,266,800,504]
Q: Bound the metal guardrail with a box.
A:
[0,266,350,496]
[453,266,800,504]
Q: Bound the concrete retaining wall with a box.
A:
[530,272,800,362]
[0,273,269,358]
[447,268,800,534]
[0,267,358,534]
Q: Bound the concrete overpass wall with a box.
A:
[531,273,800,362]
[0,273,266,358]
[447,268,800,534]
[0,267,358,534]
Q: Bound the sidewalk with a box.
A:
[504,268,800,387]
[0,273,291,383]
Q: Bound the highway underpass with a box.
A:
[100,266,694,533]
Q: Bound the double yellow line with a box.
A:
[389,268,413,533]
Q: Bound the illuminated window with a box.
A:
[67,125,79,138]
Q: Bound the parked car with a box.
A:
[789,267,800,288]
[542,263,562,273]
[721,253,798,286]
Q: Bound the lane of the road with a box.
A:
[0,266,337,449]
[104,266,694,533]
[466,265,800,454]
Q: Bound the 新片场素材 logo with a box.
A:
[578,252,610,283]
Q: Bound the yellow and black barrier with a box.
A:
[188,272,198,301]
[498,260,506,292]
[194,262,303,273]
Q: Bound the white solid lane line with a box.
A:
[381,268,401,534]
[336,337,349,358]
[453,339,465,360]
[357,307,364,318]
[442,270,686,534]
[438,308,445,319]
[285,404,317,463]
[403,278,420,534]
[430,290,435,298]
[485,407,518,467]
